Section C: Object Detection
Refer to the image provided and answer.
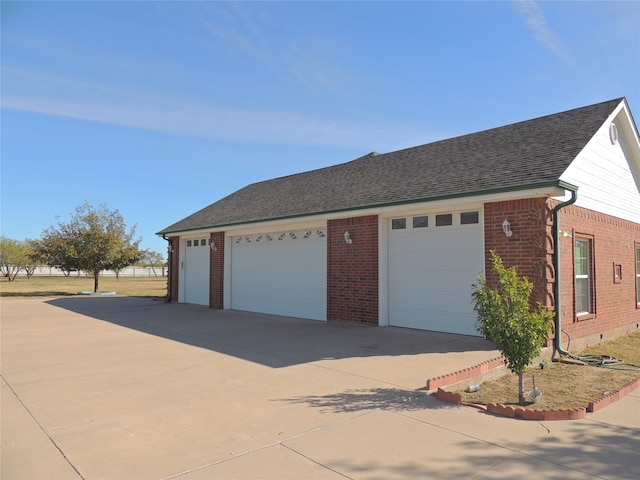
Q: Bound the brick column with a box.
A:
[210,232,225,309]
[483,198,554,309]
[327,215,379,325]
[168,236,180,302]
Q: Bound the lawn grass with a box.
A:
[456,332,640,410]
[0,275,167,299]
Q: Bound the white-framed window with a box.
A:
[413,216,428,228]
[460,211,479,225]
[575,238,592,316]
[391,218,407,230]
[435,213,453,226]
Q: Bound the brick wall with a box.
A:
[483,198,554,308]
[555,203,640,345]
[327,215,379,325]
[209,232,225,309]
[168,236,180,302]
[485,198,640,347]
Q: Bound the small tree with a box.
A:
[472,251,553,405]
[36,202,142,292]
[0,236,29,281]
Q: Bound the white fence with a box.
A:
[19,266,167,277]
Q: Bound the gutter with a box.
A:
[552,186,578,356]
[162,234,172,303]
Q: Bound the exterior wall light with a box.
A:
[210,241,217,251]
[502,219,513,237]
[344,230,352,244]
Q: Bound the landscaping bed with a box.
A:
[453,332,640,411]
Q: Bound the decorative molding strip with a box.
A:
[234,229,327,245]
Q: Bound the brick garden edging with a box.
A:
[425,356,506,390]
[587,376,640,413]
[430,368,640,421]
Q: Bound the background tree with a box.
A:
[37,202,142,292]
[472,251,553,405]
[136,250,167,276]
[22,239,45,279]
[32,232,79,277]
[0,236,30,281]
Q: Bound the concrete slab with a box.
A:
[1,380,79,480]
[177,443,345,480]
[521,417,640,480]
[285,409,517,479]
[586,390,640,429]
[475,454,599,480]
[400,400,550,450]
[1,297,638,480]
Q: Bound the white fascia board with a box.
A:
[615,101,640,176]
[373,185,567,219]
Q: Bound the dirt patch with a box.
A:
[455,333,640,410]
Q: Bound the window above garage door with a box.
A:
[391,210,480,231]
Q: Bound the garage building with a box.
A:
[158,98,640,348]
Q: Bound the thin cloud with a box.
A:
[201,2,345,89]
[512,0,574,65]
[0,67,426,151]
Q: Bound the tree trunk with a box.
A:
[94,272,99,293]
[518,371,525,405]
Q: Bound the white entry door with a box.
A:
[182,238,210,305]
[387,210,484,336]
[230,229,327,320]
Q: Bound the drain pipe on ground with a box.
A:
[553,185,578,357]
[162,234,172,303]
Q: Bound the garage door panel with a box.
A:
[388,211,483,336]
[183,241,210,306]
[231,229,326,321]
[394,306,478,336]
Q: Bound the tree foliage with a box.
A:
[0,236,30,281]
[22,239,45,278]
[136,250,167,276]
[472,251,553,405]
[36,202,141,292]
[137,250,166,267]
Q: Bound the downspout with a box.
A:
[162,234,173,303]
[552,186,578,356]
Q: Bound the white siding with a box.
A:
[560,107,640,223]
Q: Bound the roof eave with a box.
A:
[156,180,576,237]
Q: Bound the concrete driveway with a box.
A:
[1,297,638,480]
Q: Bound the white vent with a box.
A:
[609,122,618,145]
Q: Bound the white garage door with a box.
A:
[388,210,484,336]
[231,229,327,321]
[183,238,210,305]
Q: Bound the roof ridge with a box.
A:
[375,98,625,158]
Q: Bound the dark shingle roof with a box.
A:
[158,98,622,234]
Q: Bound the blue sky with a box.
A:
[2,1,639,255]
